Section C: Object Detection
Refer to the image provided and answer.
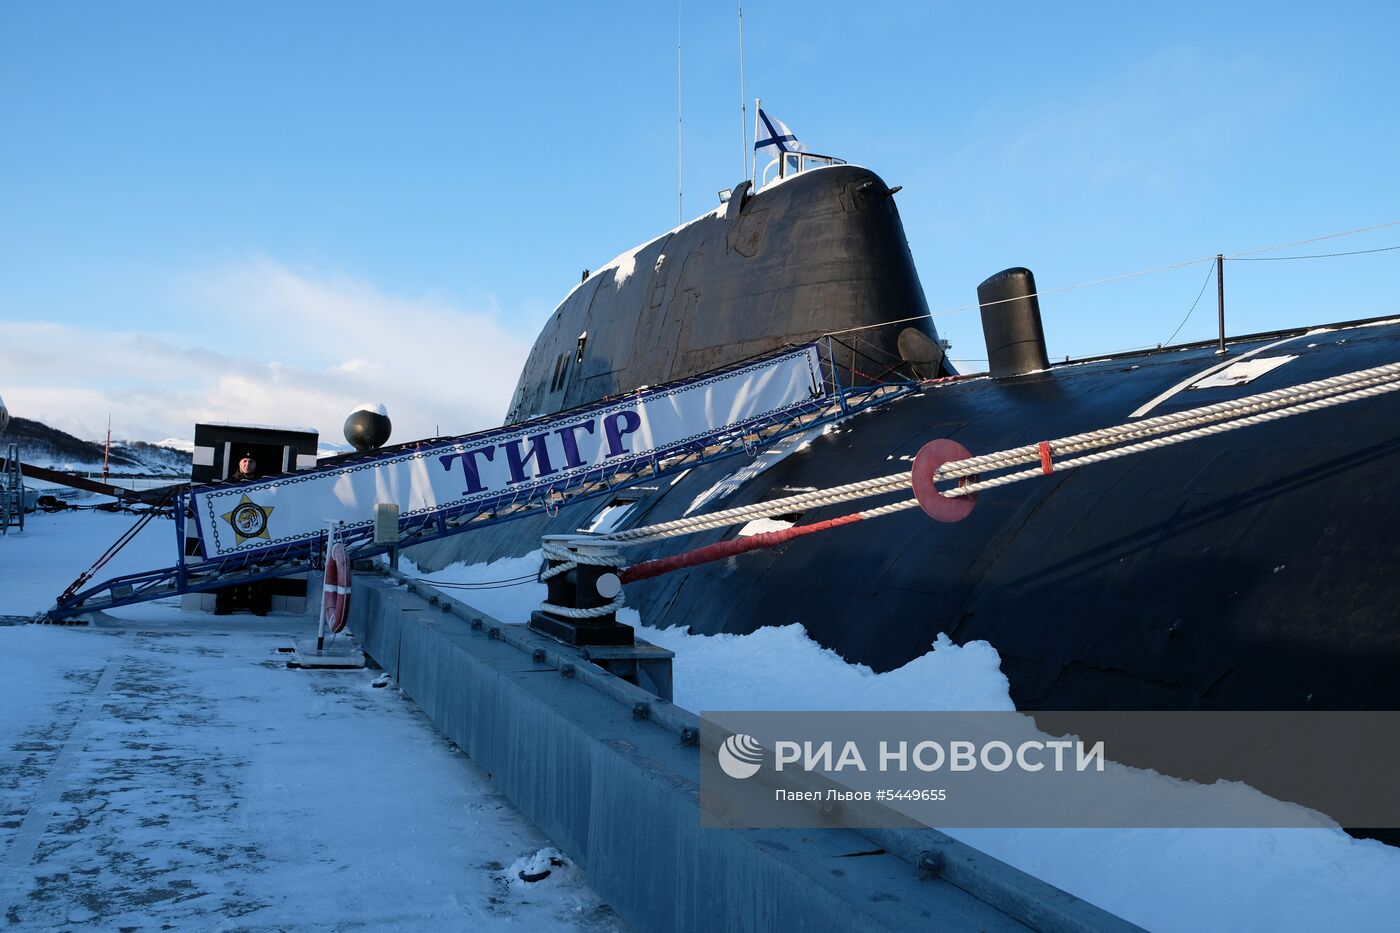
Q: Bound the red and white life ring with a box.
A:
[322,541,351,633]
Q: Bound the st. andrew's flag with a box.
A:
[754,108,807,169]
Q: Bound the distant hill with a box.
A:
[2,417,191,477]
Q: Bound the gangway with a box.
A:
[47,345,916,619]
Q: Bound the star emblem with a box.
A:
[220,494,275,545]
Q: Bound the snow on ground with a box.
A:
[0,512,623,931]
[400,550,547,630]
[12,516,1400,931]
[0,504,180,619]
[409,549,1400,933]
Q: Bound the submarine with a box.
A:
[399,152,1400,714]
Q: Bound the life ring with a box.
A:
[322,541,351,633]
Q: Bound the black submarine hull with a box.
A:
[411,165,1400,713]
[412,320,1400,711]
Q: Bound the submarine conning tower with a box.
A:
[505,163,953,425]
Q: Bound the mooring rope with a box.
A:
[537,539,627,619]
[531,360,1400,589]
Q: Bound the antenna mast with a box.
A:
[738,2,747,181]
[676,0,684,223]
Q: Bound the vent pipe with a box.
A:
[978,267,1050,378]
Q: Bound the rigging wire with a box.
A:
[405,573,539,590]
[1162,259,1219,347]
[1227,244,1400,262]
[823,218,1400,338]
[1225,220,1400,259]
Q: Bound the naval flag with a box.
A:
[754,108,807,170]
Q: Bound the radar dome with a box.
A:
[344,403,391,451]
[0,393,8,433]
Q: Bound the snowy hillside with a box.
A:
[3,416,191,476]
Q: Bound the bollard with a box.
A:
[529,534,635,646]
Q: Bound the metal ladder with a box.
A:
[1,442,23,534]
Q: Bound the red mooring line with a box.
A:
[618,512,866,584]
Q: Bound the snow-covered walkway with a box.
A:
[0,512,621,931]
[9,509,1400,931]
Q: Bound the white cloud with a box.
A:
[0,259,530,445]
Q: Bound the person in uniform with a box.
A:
[229,453,257,482]
[215,452,273,616]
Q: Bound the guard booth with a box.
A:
[181,422,320,614]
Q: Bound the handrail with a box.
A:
[759,151,847,189]
[48,377,919,619]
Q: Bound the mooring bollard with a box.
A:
[529,534,634,647]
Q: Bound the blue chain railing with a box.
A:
[49,369,917,619]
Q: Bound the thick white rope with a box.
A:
[599,361,1400,545]
[943,378,1400,500]
[937,360,1400,479]
[539,540,624,579]
[538,539,626,619]
[536,600,623,620]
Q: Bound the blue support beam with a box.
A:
[48,378,917,620]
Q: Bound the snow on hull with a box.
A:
[406,549,1400,933]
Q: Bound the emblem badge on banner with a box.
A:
[220,494,276,544]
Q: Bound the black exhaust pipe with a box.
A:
[978,267,1050,378]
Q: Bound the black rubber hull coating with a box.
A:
[504,165,950,424]
[979,267,1051,378]
[412,320,1400,713]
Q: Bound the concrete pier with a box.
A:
[351,571,1139,933]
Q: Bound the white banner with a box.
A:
[191,346,824,559]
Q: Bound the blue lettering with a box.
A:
[603,410,642,458]
[500,432,557,484]
[439,445,497,495]
[554,420,596,469]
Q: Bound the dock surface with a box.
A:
[0,615,621,931]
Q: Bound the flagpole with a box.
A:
[752,96,761,186]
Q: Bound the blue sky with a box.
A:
[2,2,1398,443]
